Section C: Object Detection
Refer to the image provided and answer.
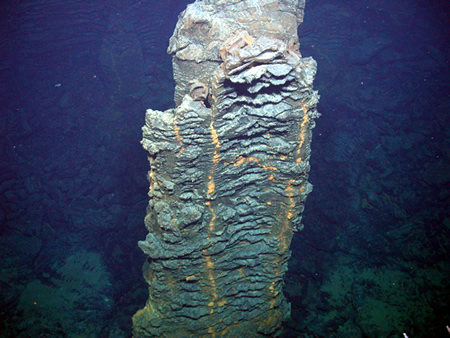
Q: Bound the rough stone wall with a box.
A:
[132,0,319,336]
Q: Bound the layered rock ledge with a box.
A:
[132,0,319,336]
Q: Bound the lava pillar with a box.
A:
[132,0,319,336]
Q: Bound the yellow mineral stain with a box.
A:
[269,281,275,292]
[207,176,215,195]
[281,195,296,250]
[209,212,216,233]
[301,102,308,114]
[286,207,294,220]
[205,200,216,233]
[233,156,246,166]
[273,179,296,252]
[203,250,219,314]
[173,120,185,154]
[268,281,277,308]
[148,169,155,192]
[218,299,226,306]
[207,115,220,196]
[296,103,310,162]
[233,156,259,166]
[206,258,214,269]
[284,185,295,197]
[208,326,217,337]
[284,179,294,188]
[213,150,220,164]
[210,120,221,148]
[204,258,217,299]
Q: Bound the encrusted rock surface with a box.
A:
[133,0,319,336]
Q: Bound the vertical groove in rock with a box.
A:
[133,0,320,336]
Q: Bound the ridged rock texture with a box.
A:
[132,0,320,336]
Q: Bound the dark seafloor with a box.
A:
[0,0,448,337]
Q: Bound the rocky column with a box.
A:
[132,0,320,336]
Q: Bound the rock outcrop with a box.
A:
[132,0,319,336]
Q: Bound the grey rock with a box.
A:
[133,0,319,336]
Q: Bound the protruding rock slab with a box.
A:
[133,0,319,336]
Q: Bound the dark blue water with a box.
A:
[0,0,448,337]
